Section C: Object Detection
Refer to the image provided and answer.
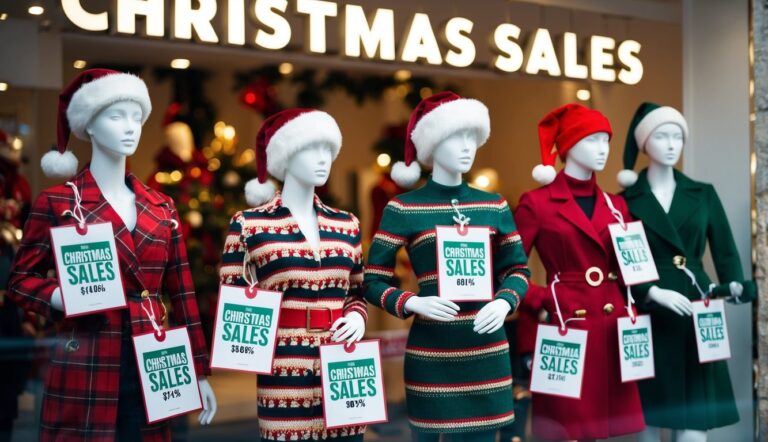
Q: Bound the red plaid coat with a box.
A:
[8,167,210,441]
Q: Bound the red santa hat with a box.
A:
[244,108,342,207]
[42,68,152,179]
[533,103,613,185]
[391,91,490,188]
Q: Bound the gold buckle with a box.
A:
[585,267,604,287]
[673,255,687,269]
[306,307,332,333]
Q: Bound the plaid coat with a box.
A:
[8,167,210,441]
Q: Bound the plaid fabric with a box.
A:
[8,167,210,442]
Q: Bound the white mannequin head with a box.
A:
[165,121,194,162]
[644,123,683,167]
[283,141,333,188]
[85,100,143,159]
[565,131,610,172]
[432,129,480,176]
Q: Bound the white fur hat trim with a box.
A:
[411,99,490,166]
[245,178,277,207]
[41,150,79,179]
[617,169,639,188]
[532,164,557,185]
[266,111,342,181]
[390,161,421,188]
[634,106,688,152]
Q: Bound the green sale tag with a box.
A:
[142,345,193,392]
[221,303,274,346]
[327,358,378,401]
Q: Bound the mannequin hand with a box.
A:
[331,312,365,344]
[197,377,217,425]
[729,281,743,297]
[473,299,511,334]
[648,286,693,316]
[51,288,64,312]
[404,296,459,321]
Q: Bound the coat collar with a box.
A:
[548,171,608,254]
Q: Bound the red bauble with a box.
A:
[239,77,281,117]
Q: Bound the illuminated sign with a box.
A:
[61,0,644,84]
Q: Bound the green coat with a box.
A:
[623,169,748,430]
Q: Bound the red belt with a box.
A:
[278,307,343,332]
[553,267,619,287]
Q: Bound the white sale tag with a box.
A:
[320,339,388,429]
[530,324,588,399]
[608,221,659,286]
[49,222,126,317]
[435,225,493,302]
[210,284,283,374]
[692,299,731,363]
[617,315,655,382]
[133,327,202,424]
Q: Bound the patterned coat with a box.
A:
[363,179,530,434]
[219,193,368,441]
[514,172,645,440]
[8,168,210,442]
[624,169,745,430]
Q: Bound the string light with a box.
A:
[278,62,294,75]
[73,60,87,69]
[170,58,190,69]
[376,153,391,167]
[394,69,411,82]
[28,5,44,16]
[576,89,591,101]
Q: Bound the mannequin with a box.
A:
[221,108,367,441]
[165,121,194,163]
[515,103,645,441]
[365,92,531,442]
[618,103,755,442]
[8,69,216,441]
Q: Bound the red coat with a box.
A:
[8,168,210,442]
[514,172,644,440]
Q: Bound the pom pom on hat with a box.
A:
[390,161,422,188]
[41,149,79,180]
[244,178,277,207]
[533,104,612,186]
[617,169,639,188]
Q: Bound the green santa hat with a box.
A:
[617,102,689,188]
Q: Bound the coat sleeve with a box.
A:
[493,197,530,310]
[7,192,62,321]
[342,214,368,321]
[363,200,416,319]
[706,185,745,284]
[163,198,211,376]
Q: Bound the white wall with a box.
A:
[683,0,753,440]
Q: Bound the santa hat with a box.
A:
[617,102,688,188]
[391,91,490,188]
[41,68,152,179]
[244,108,342,207]
[533,103,612,185]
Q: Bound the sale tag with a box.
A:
[133,327,202,424]
[50,222,126,317]
[692,299,731,363]
[210,284,283,374]
[617,315,655,382]
[530,324,587,399]
[320,339,388,429]
[608,221,659,286]
[435,225,493,302]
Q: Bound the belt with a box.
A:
[553,267,619,287]
[278,307,343,332]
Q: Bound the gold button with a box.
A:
[140,290,150,299]
[673,255,686,269]
[603,303,615,314]
[573,309,587,318]
[608,272,618,281]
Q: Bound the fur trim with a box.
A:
[67,73,152,140]
[41,149,79,179]
[245,178,277,207]
[266,111,342,181]
[532,164,557,185]
[411,99,490,166]
[390,161,421,188]
[617,169,639,188]
[634,106,688,152]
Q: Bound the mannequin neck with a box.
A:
[646,161,676,191]
[280,174,316,216]
[563,160,594,181]
[90,146,130,197]
[431,163,463,187]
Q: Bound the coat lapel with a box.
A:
[550,172,607,254]
[667,170,706,231]
[127,174,169,264]
[623,170,687,254]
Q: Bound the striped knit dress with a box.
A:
[220,193,368,441]
[364,178,531,434]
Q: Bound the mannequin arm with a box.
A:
[491,197,530,311]
[162,197,210,376]
[706,185,746,288]
[647,285,693,316]
[7,192,62,320]
[197,377,217,425]
[334,219,368,343]
[363,202,416,319]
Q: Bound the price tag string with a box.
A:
[64,182,87,230]
[140,293,167,339]
[242,252,258,289]
[450,199,471,231]
[602,192,638,320]
[550,274,586,332]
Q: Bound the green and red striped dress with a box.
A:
[364,178,530,434]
